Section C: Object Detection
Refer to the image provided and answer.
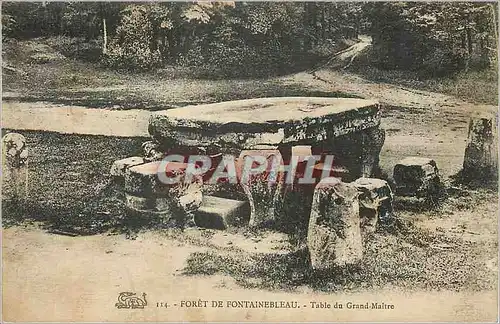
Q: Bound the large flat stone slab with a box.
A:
[149,97,380,149]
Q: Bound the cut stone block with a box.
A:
[353,177,393,233]
[194,196,250,230]
[463,115,498,182]
[393,157,441,198]
[110,156,145,179]
[307,177,363,270]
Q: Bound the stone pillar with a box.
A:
[276,146,317,241]
[307,177,363,270]
[353,177,393,234]
[360,127,385,178]
[312,126,385,181]
[463,115,498,183]
[2,133,29,203]
[237,149,284,228]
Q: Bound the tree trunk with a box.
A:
[102,18,107,55]
[303,2,317,51]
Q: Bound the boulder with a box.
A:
[307,177,363,270]
[353,177,393,233]
[393,157,441,198]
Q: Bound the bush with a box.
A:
[44,36,102,62]
[103,5,161,70]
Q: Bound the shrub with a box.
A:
[103,5,161,70]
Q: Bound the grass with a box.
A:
[347,49,498,105]
[1,129,148,235]
[2,37,360,110]
[181,217,496,292]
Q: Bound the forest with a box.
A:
[2,2,498,77]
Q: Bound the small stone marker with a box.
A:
[194,196,250,230]
[307,177,363,270]
[463,115,498,183]
[353,177,393,233]
[2,133,29,202]
[393,157,441,198]
[110,156,145,179]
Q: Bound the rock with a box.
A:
[124,160,203,228]
[312,127,385,181]
[237,149,285,228]
[125,193,171,212]
[393,157,441,198]
[110,156,145,179]
[149,97,381,150]
[2,133,29,202]
[194,196,250,229]
[307,177,363,270]
[353,177,393,233]
[463,115,498,183]
[142,141,165,162]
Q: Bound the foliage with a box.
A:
[2,2,497,76]
[364,2,497,76]
[104,5,161,70]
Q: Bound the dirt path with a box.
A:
[2,101,151,137]
[2,226,497,322]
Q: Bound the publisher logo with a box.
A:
[115,292,148,309]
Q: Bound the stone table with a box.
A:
[147,97,385,227]
[149,97,383,175]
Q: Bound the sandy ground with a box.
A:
[2,226,497,322]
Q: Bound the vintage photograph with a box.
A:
[1,1,498,322]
